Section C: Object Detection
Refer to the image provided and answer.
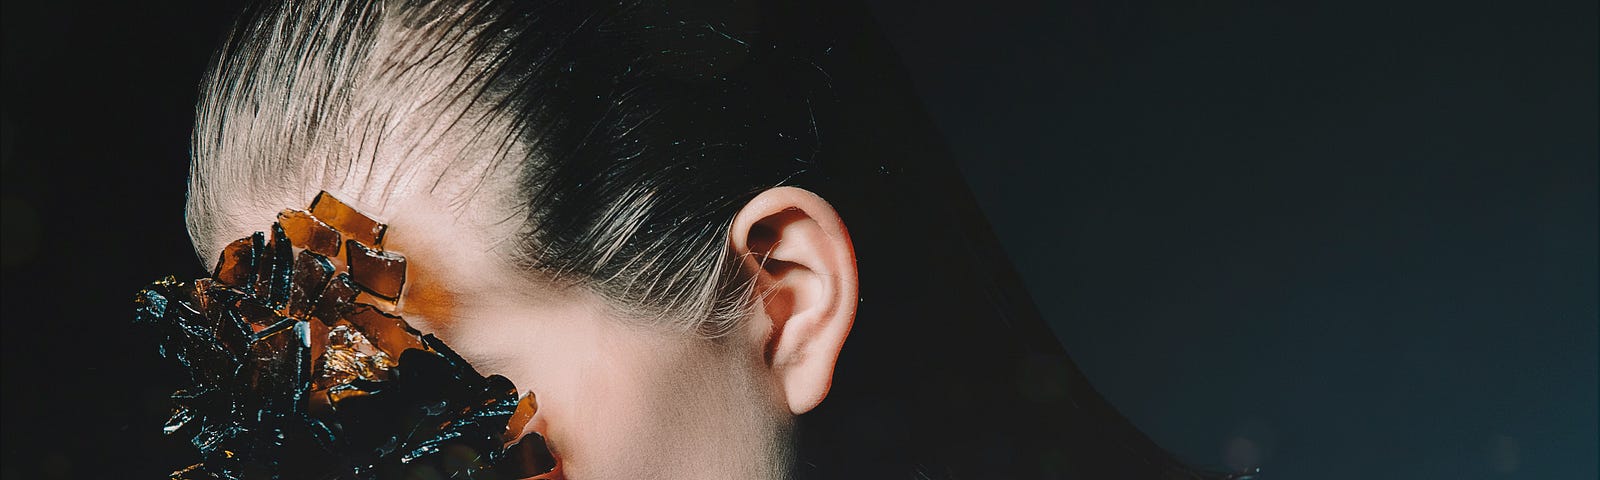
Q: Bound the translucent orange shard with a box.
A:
[343,304,427,359]
[346,240,407,300]
[278,209,342,258]
[312,274,360,326]
[287,251,334,319]
[502,392,539,445]
[309,191,386,248]
[213,233,263,288]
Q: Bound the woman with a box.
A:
[165,0,1239,477]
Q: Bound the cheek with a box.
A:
[530,320,718,478]
[425,297,720,478]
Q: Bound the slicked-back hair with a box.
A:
[188,0,1239,478]
[191,0,828,336]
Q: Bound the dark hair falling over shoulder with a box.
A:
[776,4,1241,478]
[191,0,1247,477]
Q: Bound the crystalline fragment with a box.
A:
[313,324,396,391]
[309,191,386,248]
[500,432,558,478]
[164,406,197,435]
[136,191,553,479]
[502,392,539,444]
[242,318,310,413]
[344,304,427,359]
[352,289,399,313]
[312,274,359,325]
[278,208,342,257]
[233,297,283,332]
[254,224,294,308]
[324,383,371,407]
[169,463,208,480]
[213,234,262,288]
[346,239,407,300]
[213,309,254,359]
[287,251,334,319]
[134,282,171,325]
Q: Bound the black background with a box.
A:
[2,1,1595,479]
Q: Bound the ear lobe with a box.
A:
[729,186,858,415]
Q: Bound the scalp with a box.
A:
[186,0,530,265]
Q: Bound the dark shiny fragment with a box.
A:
[310,191,386,248]
[233,297,282,332]
[499,432,558,478]
[254,223,294,308]
[312,274,359,325]
[134,281,171,326]
[242,319,310,413]
[138,191,556,479]
[346,239,407,300]
[287,251,334,319]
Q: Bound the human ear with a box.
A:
[728,186,858,415]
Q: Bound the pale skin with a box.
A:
[192,186,859,480]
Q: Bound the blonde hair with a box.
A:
[187,0,822,336]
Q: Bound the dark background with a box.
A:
[2,0,1594,479]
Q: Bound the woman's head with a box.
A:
[186,0,1233,478]
[187,0,857,477]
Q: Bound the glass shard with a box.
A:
[213,233,263,288]
[169,463,207,480]
[499,432,557,478]
[309,191,386,248]
[242,318,310,413]
[254,223,294,308]
[352,289,399,313]
[164,406,197,435]
[278,208,342,258]
[324,383,372,408]
[133,279,172,326]
[312,274,359,325]
[346,239,407,300]
[233,297,282,332]
[313,323,396,391]
[344,304,427,359]
[502,392,538,444]
[136,191,554,479]
[287,251,334,319]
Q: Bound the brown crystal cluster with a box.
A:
[135,192,554,480]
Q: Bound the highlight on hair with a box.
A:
[187,0,1240,477]
[189,0,825,336]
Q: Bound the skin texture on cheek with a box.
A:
[378,198,790,479]
[200,194,792,479]
[409,278,788,479]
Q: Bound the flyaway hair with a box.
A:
[188,0,1244,477]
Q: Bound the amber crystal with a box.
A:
[242,318,311,413]
[213,233,263,288]
[351,289,399,314]
[287,251,334,319]
[346,239,406,300]
[309,191,386,248]
[235,297,284,332]
[278,209,342,258]
[343,304,427,359]
[502,392,539,444]
[312,274,360,325]
[313,323,395,388]
[137,191,554,479]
